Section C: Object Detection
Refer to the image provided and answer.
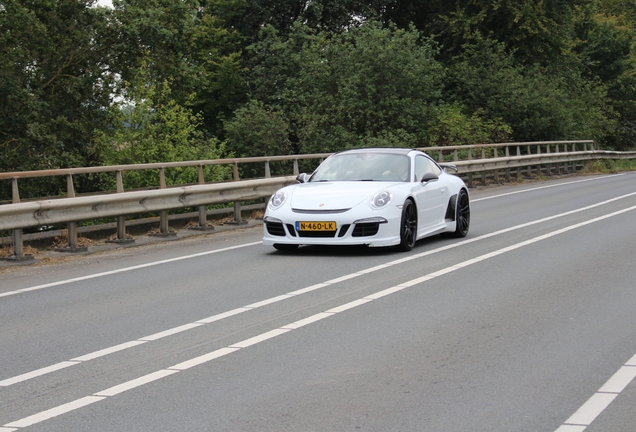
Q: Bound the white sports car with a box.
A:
[263,148,470,251]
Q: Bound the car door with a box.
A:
[412,155,450,234]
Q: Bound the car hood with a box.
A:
[290,181,399,211]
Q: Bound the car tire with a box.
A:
[273,244,299,251]
[397,199,417,252]
[451,189,470,238]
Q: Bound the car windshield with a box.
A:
[310,152,411,182]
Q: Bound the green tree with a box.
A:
[239,22,445,155]
[428,105,512,146]
[109,0,246,136]
[96,67,231,189]
[575,3,636,148]
[447,38,618,143]
[382,0,587,66]
[0,0,114,199]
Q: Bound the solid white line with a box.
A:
[168,347,239,371]
[326,298,373,313]
[281,313,334,330]
[0,241,262,298]
[229,329,291,349]
[287,283,330,296]
[4,203,636,430]
[471,174,625,202]
[71,341,148,362]
[139,323,204,341]
[4,396,105,428]
[0,361,79,387]
[196,307,251,324]
[94,370,179,397]
[245,295,294,308]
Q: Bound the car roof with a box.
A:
[334,147,418,156]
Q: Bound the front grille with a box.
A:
[298,230,337,238]
[352,223,380,237]
[265,222,286,237]
[286,224,297,237]
[338,224,350,237]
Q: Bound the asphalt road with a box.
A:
[1,173,636,432]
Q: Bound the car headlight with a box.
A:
[370,191,392,209]
[269,190,287,210]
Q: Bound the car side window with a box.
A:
[415,155,442,181]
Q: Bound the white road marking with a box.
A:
[168,347,239,371]
[471,174,625,202]
[0,241,262,298]
[3,191,636,390]
[93,370,179,397]
[139,323,204,341]
[0,361,79,387]
[71,341,147,361]
[4,203,636,431]
[4,396,105,428]
[556,362,636,431]
[562,393,618,427]
[598,366,636,393]
[555,426,587,432]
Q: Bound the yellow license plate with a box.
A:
[296,221,337,231]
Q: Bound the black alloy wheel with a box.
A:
[452,189,470,237]
[397,199,417,251]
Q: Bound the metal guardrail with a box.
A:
[2,140,634,260]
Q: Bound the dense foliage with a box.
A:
[2,0,636,197]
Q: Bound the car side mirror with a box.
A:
[420,173,439,183]
[439,163,458,173]
[296,173,309,183]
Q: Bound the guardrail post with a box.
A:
[493,147,499,183]
[55,174,88,253]
[150,167,177,236]
[505,146,511,181]
[545,143,552,176]
[107,171,134,243]
[293,159,299,176]
[465,148,473,187]
[1,178,33,261]
[190,165,215,231]
[227,162,247,225]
